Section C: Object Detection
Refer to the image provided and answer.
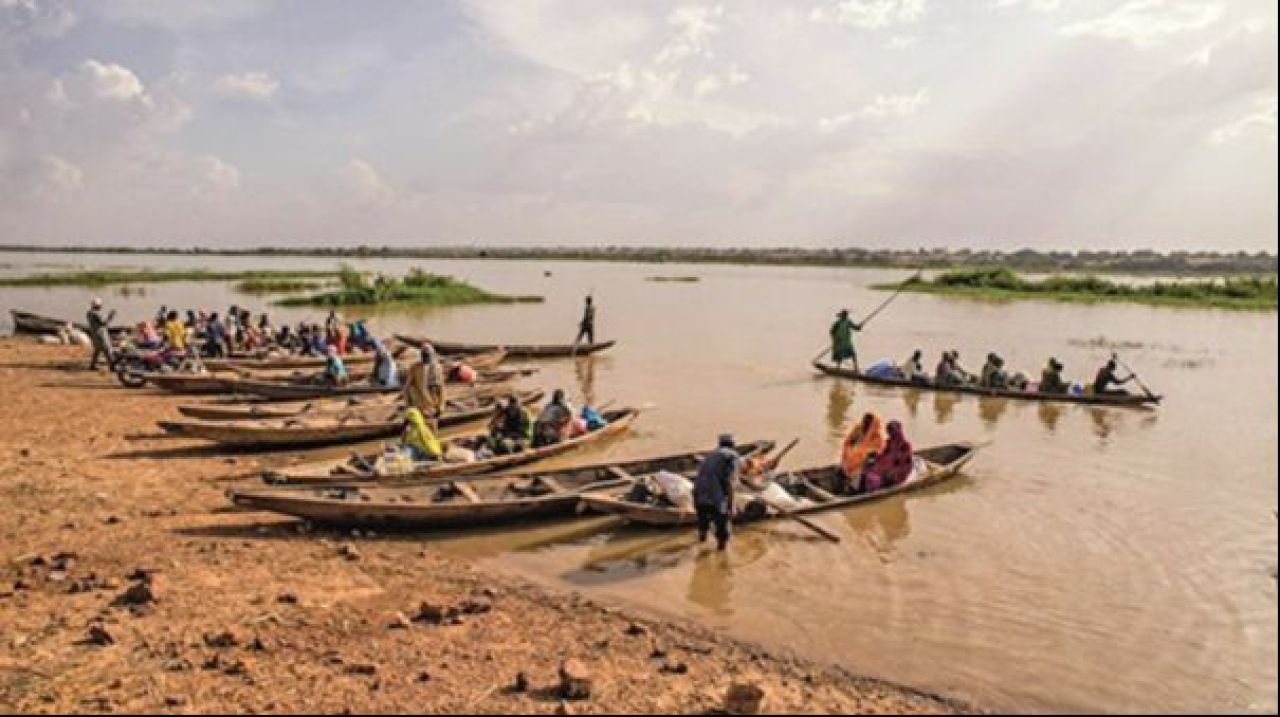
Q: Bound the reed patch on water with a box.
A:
[879,267,1277,310]
[275,266,543,307]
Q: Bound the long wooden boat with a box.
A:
[144,363,382,395]
[263,407,640,485]
[813,361,1160,407]
[200,347,506,373]
[395,334,616,359]
[227,441,774,529]
[156,390,544,448]
[10,309,130,338]
[221,365,534,401]
[581,442,981,527]
[174,382,505,421]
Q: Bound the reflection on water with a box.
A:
[901,388,922,419]
[1088,406,1117,443]
[574,356,598,406]
[978,397,1011,428]
[688,549,736,616]
[1038,402,1063,433]
[825,381,853,442]
[933,391,959,424]
[844,497,911,562]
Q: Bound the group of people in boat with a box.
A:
[391,386,610,467]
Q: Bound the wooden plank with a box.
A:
[799,478,837,503]
[606,465,633,482]
[536,475,567,494]
[451,482,481,503]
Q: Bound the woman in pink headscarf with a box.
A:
[861,420,914,493]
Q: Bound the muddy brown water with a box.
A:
[2,251,1276,712]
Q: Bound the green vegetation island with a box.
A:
[879,268,1277,310]
[233,277,330,294]
[646,275,701,283]
[0,244,1274,276]
[274,267,542,308]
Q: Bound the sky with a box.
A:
[0,0,1275,251]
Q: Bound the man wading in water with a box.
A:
[693,434,741,551]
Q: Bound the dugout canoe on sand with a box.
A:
[156,389,544,448]
[581,442,981,527]
[812,361,1160,407]
[227,440,774,529]
[262,407,640,485]
[10,309,130,338]
[200,346,503,373]
[395,334,616,359]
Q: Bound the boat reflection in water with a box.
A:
[933,391,959,424]
[1038,402,1063,433]
[574,354,598,407]
[825,381,853,442]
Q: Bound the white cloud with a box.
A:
[0,0,76,40]
[810,0,926,29]
[213,71,279,101]
[861,88,930,118]
[885,34,918,48]
[1209,94,1277,144]
[80,59,147,102]
[992,0,1065,11]
[197,155,240,193]
[38,154,83,195]
[1061,0,1224,47]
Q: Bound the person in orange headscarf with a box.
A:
[840,411,885,493]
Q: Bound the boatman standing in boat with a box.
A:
[693,434,741,551]
[574,295,596,346]
[86,298,116,371]
[829,309,862,372]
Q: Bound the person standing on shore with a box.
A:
[404,343,444,427]
[574,295,596,347]
[693,434,742,551]
[829,309,862,371]
[86,298,116,371]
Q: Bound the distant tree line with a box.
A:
[0,243,1274,276]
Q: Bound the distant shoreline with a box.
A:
[1,244,1275,277]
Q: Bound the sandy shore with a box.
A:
[0,338,968,714]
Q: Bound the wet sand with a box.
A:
[0,338,965,714]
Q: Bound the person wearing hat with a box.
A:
[1040,358,1068,394]
[85,298,116,371]
[828,308,863,371]
[692,434,742,551]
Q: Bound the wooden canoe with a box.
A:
[10,309,130,338]
[263,407,641,485]
[156,390,544,448]
[220,365,534,401]
[395,334,616,359]
[227,441,774,529]
[813,361,1160,407]
[174,383,506,421]
[581,442,981,527]
[200,347,507,373]
[144,363,383,395]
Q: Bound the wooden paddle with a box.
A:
[810,270,922,363]
[1113,354,1160,403]
[746,438,841,543]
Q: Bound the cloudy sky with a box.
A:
[1,0,1275,250]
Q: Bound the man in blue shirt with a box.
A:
[693,434,741,551]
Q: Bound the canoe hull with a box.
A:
[228,440,774,529]
[813,361,1159,408]
[581,442,981,527]
[396,334,616,359]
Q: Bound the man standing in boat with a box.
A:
[574,295,596,347]
[829,309,862,372]
[86,298,115,371]
[693,434,741,551]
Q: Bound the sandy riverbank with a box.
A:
[0,338,968,714]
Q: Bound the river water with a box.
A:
[2,251,1276,712]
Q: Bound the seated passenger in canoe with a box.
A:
[371,340,399,388]
[839,412,886,493]
[532,389,574,447]
[934,350,972,386]
[979,353,1009,389]
[487,393,534,455]
[400,408,443,462]
[323,346,349,386]
[1039,358,1068,394]
[859,420,914,493]
[897,349,929,385]
[1092,358,1134,396]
